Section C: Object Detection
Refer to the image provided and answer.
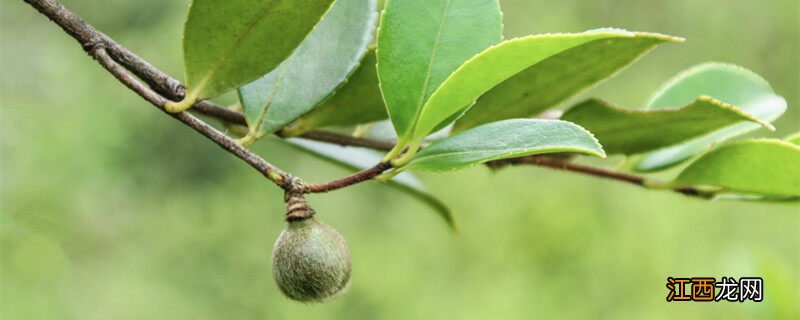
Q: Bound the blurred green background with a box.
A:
[2,0,798,319]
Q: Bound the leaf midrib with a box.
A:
[405,0,452,138]
[455,38,661,130]
[412,145,598,163]
[411,33,624,140]
[251,65,290,132]
[589,114,746,136]
[191,0,281,95]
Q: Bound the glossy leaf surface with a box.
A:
[412,30,680,143]
[561,97,771,154]
[183,0,336,99]
[452,32,679,132]
[238,0,377,135]
[406,119,605,171]
[635,63,787,171]
[284,49,388,136]
[671,140,800,197]
[377,0,502,141]
[285,139,456,230]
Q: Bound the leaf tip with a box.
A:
[587,144,607,159]
[447,220,460,235]
[667,35,686,43]
[698,95,777,131]
[631,32,685,43]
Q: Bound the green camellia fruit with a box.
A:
[272,217,352,302]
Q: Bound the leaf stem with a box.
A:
[236,131,260,147]
[304,162,392,193]
[488,156,709,198]
[23,0,391,195]
[382,139,409,162]
[24,0,713,199]
[164,91,199,113]
[374,170,402,182]
[389,142,419,167]
[90,46,293,189]
[290,130,395,151]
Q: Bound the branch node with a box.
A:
[286,176,308,193]
[83,38,105,56]
[284,184,315,221]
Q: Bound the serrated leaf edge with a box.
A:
[451,32,682,132]
[412,29,683,141]
[406,119,606,172]
[670,138,800,194]
[565,96,776,133]
[645,62,776,108]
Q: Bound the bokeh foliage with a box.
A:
[2,0,798,319]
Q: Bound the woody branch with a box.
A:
[23,0,702,198]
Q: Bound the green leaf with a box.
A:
[784,132,800,146]
[560,97,773,154]
[634,63,787,171]
[282,49,388,136]
[670,139,800,197]
[377,0,502,142]
[452,32,680,133]
[181,0,336,101]
[405,119,605,172]
[238,0,377,136]
[283,139,456,231]
[411,29,681,144]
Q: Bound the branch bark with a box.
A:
[24,0,302,191]
[92,45,294,189]
[24,0,702,198]
[291,131,395,152]
[488,156,706,197]
[304,163,392,193]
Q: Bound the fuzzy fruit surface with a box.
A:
[272,218,351,302]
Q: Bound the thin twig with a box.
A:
[24,0,702,198]
[488,156,704,197]
[91,46,293,189]
[293,131,395,152]
[23,0,389,152]
[194,101,247,125]
[304,163,392,193]
[23,0,398,193]
[22,0,183,99]
[23,0,243,120]
[24,0,395,193]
